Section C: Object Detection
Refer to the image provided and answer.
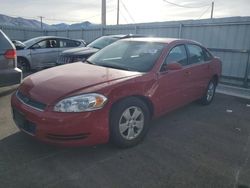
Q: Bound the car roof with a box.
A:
[105,34,150,39]
[25,36,76,41]
[121,37,201,45]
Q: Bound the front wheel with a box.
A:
[110,97,150,148]
[199,79,216,105]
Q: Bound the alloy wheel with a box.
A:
[119,106,144,140]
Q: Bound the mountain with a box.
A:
[51,21,97,30]
[0,14,51,29]
[0,14,98,30]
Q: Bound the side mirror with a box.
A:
[166,62,182,70]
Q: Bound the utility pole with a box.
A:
[210,1,214,19]
[101,0,106,26]
[117,0,120,25]
[39,16,44,30]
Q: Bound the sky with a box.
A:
[0,0,250,25]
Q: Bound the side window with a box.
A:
[203,48,213,61]
[32,39,57,49]
[75,41,81,46]
[164,45,188,66]
[59,39,80,48]
[32,40,46,49]
[187,44,205,64]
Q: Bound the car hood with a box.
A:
[61,47,99,56]
[19,62,142,105]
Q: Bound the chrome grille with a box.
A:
[57,55,86,64]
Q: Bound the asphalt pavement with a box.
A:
[0,86,250,188]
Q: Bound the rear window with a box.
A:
[187,44,205,64]
[203,48,213,61]
[0,30,13,50]
[59,39,81,48]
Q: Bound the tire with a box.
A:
[199,79,216,105]
[110,97,150,148]
[17,57,30,73]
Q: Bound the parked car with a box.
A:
[16,36,86,71]
[0,30,22,87]
[11,38,221,148]
[57,34,146,65]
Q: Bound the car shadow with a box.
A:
[0,131,122,162]
[0,131,124,176]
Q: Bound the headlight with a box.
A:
[54,93,107,112]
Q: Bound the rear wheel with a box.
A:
[110,97,150,148]
[199,79,216,105]
[17,57,30,72]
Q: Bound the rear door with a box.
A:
[185,44,212,100]
[30,38,59,68]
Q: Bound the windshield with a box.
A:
[23,37,42,47]
[87,36,118,49]
[88,40,165,72]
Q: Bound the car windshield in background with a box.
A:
[87,36,118,49]
[88,40,165,72]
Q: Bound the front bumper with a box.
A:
[0,68,22,87]
[11,93,110,147]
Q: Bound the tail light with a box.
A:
[4,49,16,59]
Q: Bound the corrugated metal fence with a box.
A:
[1,17,250,87]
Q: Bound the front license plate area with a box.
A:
[13,109,36,135]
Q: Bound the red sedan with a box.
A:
[11,38,221,147]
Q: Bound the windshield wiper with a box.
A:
[85,60,95,65]
[88,46,101,49]
[100,64,131,71]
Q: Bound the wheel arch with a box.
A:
[109,95,154,119]
[17,56,31,66]
[212,74,219,86]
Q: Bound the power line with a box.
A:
[44,9,116,23]
[198,6,211,19]
[120,12,129,24]
[120,0,135,23]
[43,17,86,23]
[162,0,210,9]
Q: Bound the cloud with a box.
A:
[0,0,249,25]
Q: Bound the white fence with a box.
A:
[1,17,250,87]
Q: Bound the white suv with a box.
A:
[0,30,22,87]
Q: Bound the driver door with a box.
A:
[154,44,190,115]
[30,39,59,69]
